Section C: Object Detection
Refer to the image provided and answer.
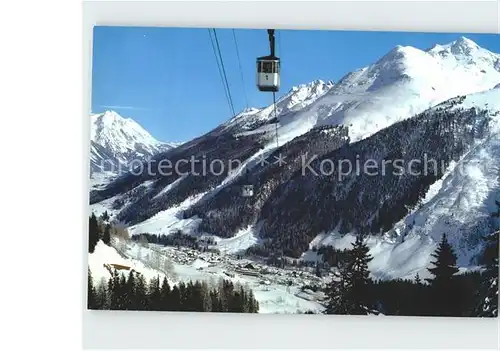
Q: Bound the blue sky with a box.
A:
[91,26,499,143]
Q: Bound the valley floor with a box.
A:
[88,239,328,314]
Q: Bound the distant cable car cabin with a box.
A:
[257,29,280,92]
[241,184,254,197]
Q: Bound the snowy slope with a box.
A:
[377,88,500,275]
[88,240,171,284]
[90,110,178,176]
[127,192,206,236]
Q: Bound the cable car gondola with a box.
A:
[240,29,281,198]
[241,184,254,197]
[256,29,280,92]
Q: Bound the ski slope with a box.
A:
[213,224,261,255]
[127,192,206,236]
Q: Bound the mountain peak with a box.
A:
[90,110,176,176]
[427,36,485,58]
[453,36,478,47]
[385,44,418,58]
[373,44,425,70]
[291,79,331,91]
[103,109,121,116]
[97,110,123,122]
[449,36,479,54]
[92,110,131,131]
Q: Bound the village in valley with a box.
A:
[89,213,331,314]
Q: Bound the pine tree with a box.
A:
[200,281,212,312]
[247,288,258,313]
[87,268,97,309]
[159,277,171,311]
[425,233,460,316]
[230,288,243,313]
[134,274,148,310]
[148,276,161,311]
[190,281,204,312]
[325,260,356,314]
[117,273,127,309]
[96,277,108,309]
[170,285,181,311]
[325,235,374,315]
[349,235,373,310]
[210,290,221,312]
[88,213,101,253]
[102,224,111,246]
[219,279,234,312]
[101,210,110,222]
[415,273,422,285]
[124,271,136,310]
[178,281,188,311]
[108,270,120,310]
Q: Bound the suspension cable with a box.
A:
[273,91,279,148]
[278,30,281,58]
[208,29,233,117]
[232,29,249,109]
[212,29,236,117]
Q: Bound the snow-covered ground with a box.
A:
[211,224,261,255]
[87,240,170,284]
[127,192,206,236]
[89,179,157,220]
[89,171,117,191]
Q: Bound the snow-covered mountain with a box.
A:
[90,110,178,176]
[90,37,500,280]
[272,36,500,144]
[227,37,499,147]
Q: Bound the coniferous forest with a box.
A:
[88,268,259,313]
[323,231,498,317]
